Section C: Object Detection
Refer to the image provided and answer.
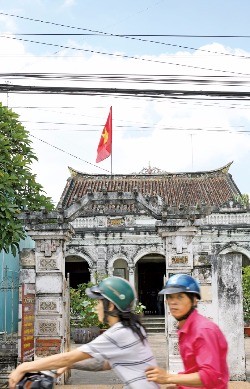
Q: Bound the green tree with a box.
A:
[243,266,250,325]
[0,102,53,255]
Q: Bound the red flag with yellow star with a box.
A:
[96,107,112,163]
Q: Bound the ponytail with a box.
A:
[102,298,147,343]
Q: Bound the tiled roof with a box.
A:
[59,162,241,210]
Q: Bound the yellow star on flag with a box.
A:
[102,128,109,144]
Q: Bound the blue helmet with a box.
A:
[159,274,201,299]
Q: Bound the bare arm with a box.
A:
[145,367,203,387]
[57,358,111,374]
[9,350,90,389]
[72,359,110,371]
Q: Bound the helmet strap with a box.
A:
[103,299,118,325]
[175,294,197,322]
[176,306,195,322]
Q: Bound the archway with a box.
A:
[136,254,165,316]
[113,258,128,280]
[65,255,90,288]
[242,254,250,268]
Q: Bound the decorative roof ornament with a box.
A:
[136,162,167,175]
[68,167,79,177]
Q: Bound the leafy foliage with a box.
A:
[70,282,103,328]
[0,103,53,255]
[243,266,250,325]
[134,302,146,314]
[234,194,249,208]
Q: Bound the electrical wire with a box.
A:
[3,34,250,78]
[2,83,250,99]
[29,134,110,173]
[1,12,250,63]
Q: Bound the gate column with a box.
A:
[213,253,246,380]
[22,216,74,375]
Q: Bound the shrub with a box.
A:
[70,282,102,328]
[243,266,250,326]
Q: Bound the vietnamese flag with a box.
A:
[96,107,112,163]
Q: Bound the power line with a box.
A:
[2,72,250,84]
[2,83,250,99]
[21,120,250,133]
[1,35,250,78]
[12,33,250,38]
[1,12,250,62]
[29,134,110,173]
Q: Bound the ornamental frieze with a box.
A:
[168,336,180,357]
[37,239,60,257]
[170,255,188,265]
[20,248,35,267]
[36,319,61,336]
[37,297,61,314]
[37,257,59,271]
[107,217,125,227]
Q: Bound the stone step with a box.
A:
[141,315,165,333]
[145,327,165,333]
[141,315,165,320]
[141,318,165,325]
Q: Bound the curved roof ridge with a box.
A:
[68,162,233,178]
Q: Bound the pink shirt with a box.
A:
[177,309,229,389]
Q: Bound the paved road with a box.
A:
[61,335,250,388]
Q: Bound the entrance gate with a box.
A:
[0,266,19,381]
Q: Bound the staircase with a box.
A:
[141,315,165,333]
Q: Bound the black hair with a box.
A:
[102,298,147,343]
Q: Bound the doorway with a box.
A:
[137,255,165,315]
[65,257,90,288]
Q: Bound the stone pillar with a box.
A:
[159,226,197,373]
[96,246,107,278]
[89,265,97,283]
[128,264,135,289]
[107,266,114,277]
[212,253,246,380]
[25,223,74,370]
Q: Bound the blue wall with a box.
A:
[0,235,35,333]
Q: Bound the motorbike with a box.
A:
[15,370,57,389]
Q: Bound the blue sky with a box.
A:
[0,0,250,203]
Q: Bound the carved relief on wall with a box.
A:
[193,253,211,266]
[37,257,60,271]
[125,215,135,226]
[37,297,61,315]
[20,248,35,267]
[192,268,212,283]
[168,336,180,357]
[107,217,125,227]
[96,216,107,227]
[168,314,178,333]
[36,319,61,336]
[169,255,189,266]
[37,239,60,257]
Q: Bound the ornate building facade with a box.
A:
[16,162,250,381]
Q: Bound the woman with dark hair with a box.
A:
[9,277,160,389]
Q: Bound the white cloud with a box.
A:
[1,35,250,203]
[62,0,75,8]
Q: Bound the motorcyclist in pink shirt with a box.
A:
[146,274,229,389]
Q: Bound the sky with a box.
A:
[0,0,250,205]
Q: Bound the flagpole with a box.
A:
[110,106,113,178]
